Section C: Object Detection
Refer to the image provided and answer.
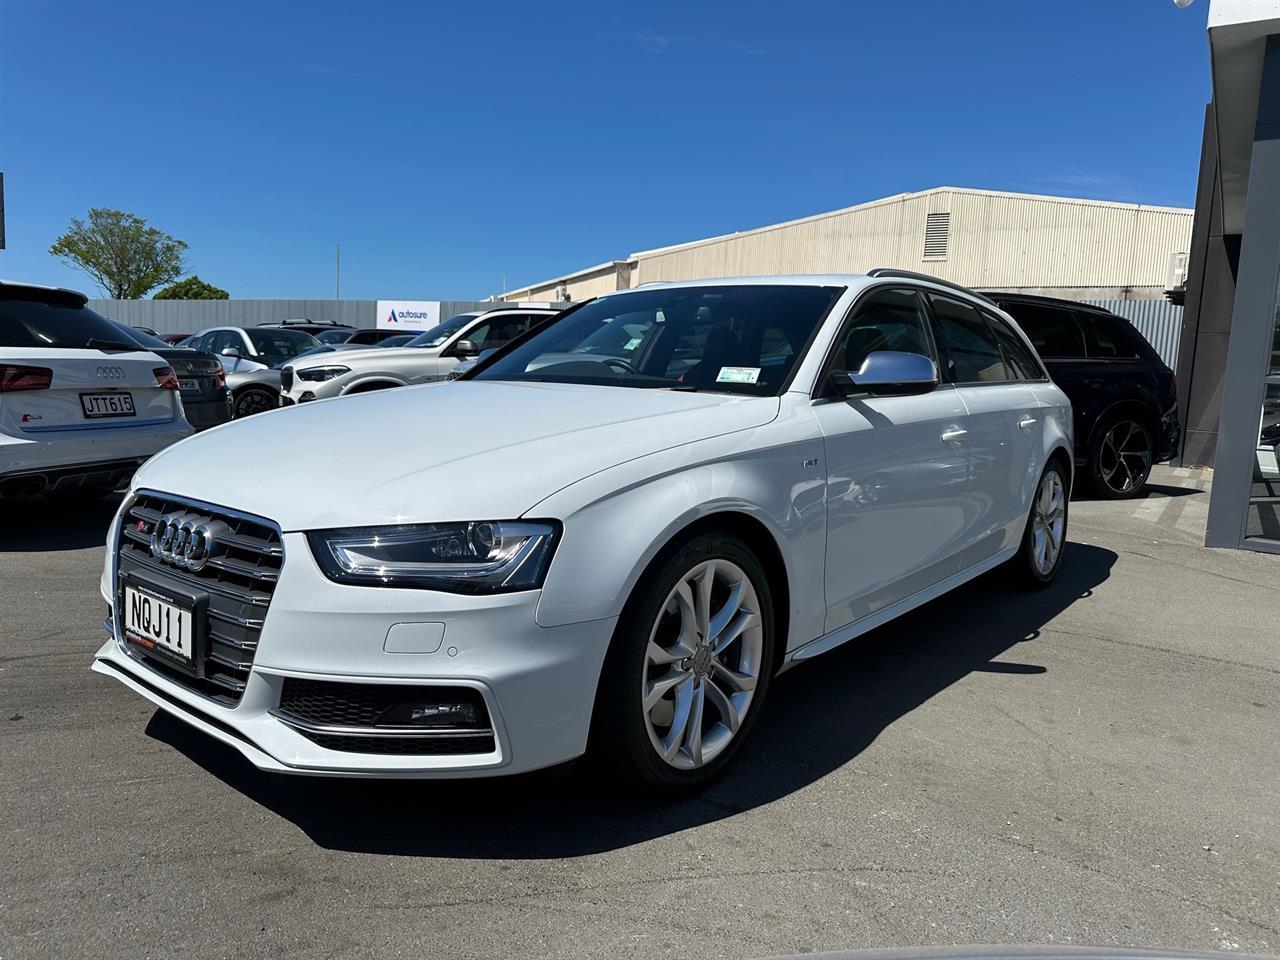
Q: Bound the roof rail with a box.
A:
[866,268,996,306]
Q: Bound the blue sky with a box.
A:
[1,0,1210,300]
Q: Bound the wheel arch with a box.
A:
[1085,397,1161,453]
[343,376,407,394]
[617,510,792,678]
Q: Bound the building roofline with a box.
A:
[496,185,1195,298]
[627,186,1194,260]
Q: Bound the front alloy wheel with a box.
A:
[641,558,764,770]
[234,387,277,418]
[593,533,775,790]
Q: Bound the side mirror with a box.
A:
[221,347,241,359]
[830,350,938,397]
[452,339,480,359]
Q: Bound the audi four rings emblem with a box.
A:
[96,366,126,380]
[149,514,226,572]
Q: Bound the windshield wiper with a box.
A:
[87,337,142,351]
[664,384,700,392]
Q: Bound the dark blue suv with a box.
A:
[984,294,1180,499]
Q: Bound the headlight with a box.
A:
[296,365,350,382]
[307,520,560,594]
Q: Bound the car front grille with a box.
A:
[280,367,293,392]
[114,492,284,706]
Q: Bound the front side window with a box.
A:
[929,294,1009,383]
[465,316,533,350]
[830,287,936,377]
[472,284,843,396]
[245,328,322,363]
[983,310,1044,380]
[207,330,242,356]
[1000,303,1087,359]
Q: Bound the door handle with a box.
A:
[1018,415,1038,430]
[941,426,968,444]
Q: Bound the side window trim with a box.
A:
[810,284,939,400]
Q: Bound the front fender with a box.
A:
[529,402,828,657]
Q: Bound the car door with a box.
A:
[995,301,1092,458]
[811,286,971,634]
[928,294,1045,567]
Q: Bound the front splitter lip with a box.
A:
[91,639,515,779]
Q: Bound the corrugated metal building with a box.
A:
[496,186,1194,303]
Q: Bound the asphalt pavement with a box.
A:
[1,466,1277,960]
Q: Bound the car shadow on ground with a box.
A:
[0,493,122,552]
[146,540,1117,859]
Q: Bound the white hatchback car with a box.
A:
[278,307,557,404]
[93,273,1071,790]
[0,281,192,497]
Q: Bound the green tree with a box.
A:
[49,208,187,299]
[154,275,229,300]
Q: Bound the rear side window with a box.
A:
[999,303,1087,359]
[1076,312,1141,359]
[983,310,1044,380]
[929,294,1009,383]
[0,298,133,349]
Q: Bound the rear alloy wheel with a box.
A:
[1013,461,1069,588]
[1091,417,1153,499]
[593,534,774,790]
[233,387,278,418]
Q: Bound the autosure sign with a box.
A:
[376,300,441,331]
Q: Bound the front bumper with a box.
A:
[94,523,615,777]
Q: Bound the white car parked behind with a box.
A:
[94,272,1071,791]
[0,281,192,498]
[278,307,557,403]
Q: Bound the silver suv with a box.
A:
[279,308,556,404]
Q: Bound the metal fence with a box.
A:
[86,299,514,336]
[1083,298,1182,369]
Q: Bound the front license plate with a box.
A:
[124,585,195,665]
[81,392,136,418]
[178,378,200,392]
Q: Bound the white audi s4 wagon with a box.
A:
[93,272,1072,790]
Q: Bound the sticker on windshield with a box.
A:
[716,366,761,384]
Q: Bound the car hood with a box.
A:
[135,380,780,529]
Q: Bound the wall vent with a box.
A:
[923,212,950,260]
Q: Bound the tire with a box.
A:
[590,532,776,792]
[233,387,278,418]
[1012,460,1069,588]
[1089,414,1154,499]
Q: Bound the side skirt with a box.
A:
[781,545,1019,669]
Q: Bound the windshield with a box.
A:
[316,329,353,344]
[0,296,144,349]
[245,328,323,364]
[405,313,480,349]
[471,285,842,395]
